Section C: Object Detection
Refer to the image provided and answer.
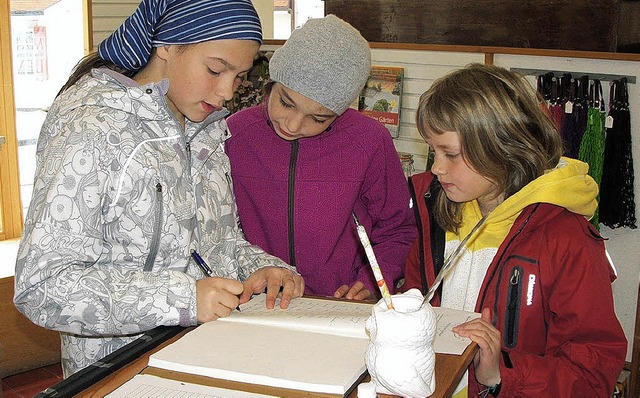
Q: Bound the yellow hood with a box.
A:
[489,157,598,224]
[455,157,598,250]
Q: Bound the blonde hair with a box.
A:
[417,63,562,232]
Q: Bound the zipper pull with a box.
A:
[510,268,521,285]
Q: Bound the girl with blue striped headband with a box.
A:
[15,0,304,377]
[60,0,263,119]
[98,0,263,71]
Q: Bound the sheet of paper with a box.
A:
[232,294,480,355]
[432,307,481,355]
[229,295,372,339]
[105,374,277,398]
[231,295,478,354]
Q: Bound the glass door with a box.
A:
[0,0,22,241]
[0,0,87,242]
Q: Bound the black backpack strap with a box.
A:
[426,178,445,300]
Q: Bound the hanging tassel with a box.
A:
[578,80,606,229]
[560,75,589,158]
[600,78,637,229]
[548,76,565,131]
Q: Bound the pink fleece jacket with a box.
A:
[226,105,416,296]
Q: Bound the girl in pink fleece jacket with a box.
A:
[226,15,416,300]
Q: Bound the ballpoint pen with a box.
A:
[191,249,213,277]
[191,250,241,311]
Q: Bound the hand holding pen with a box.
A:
[192,250,242,319]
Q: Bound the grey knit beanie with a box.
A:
[269,15,371,115]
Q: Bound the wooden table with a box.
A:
[73,327,477,398]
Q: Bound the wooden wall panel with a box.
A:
[618,1,640,53]
[325,0,620,52]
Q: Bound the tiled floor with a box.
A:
[1,363,63,397]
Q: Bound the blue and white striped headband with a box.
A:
[98,0,262,71]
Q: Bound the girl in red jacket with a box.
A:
[403,63,626,397]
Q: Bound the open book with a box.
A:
[148,295,479,396]
[148,295,372,396]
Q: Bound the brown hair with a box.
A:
[56,46,189,97]
[416,63,562,232]
[56,52,135,97]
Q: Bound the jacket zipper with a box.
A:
[287,140,300,268]
[504,266,523,348]
[186,141,193,171]
[144,182,164,271]
[480,204,539,319]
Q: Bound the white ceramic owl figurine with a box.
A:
[365,288,437,398]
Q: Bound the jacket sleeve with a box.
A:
[498,216,627,397]
[13,107,198,336]
[358,128,417,294]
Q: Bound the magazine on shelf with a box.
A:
[357,66,405,138]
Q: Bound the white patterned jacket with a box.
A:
[13,68,291,376]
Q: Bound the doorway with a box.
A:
[0,0,86,278]
[0,0,86,244]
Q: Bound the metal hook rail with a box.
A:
[511,68,636,84]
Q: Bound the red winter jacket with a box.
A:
[403,172,627,397]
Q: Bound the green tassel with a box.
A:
[578,107,606,229]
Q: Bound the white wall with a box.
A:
[368,48,485,172]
